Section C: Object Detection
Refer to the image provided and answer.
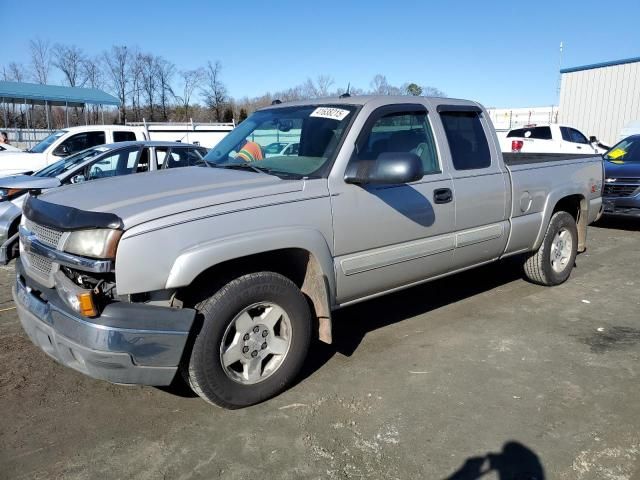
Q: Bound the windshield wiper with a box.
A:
[212,162,270,175]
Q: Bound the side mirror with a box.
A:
[345,152,424,185]
[54,145,70,157]
[70,174,86,184]
[589,136,598,143]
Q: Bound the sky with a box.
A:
[2,0,639,108]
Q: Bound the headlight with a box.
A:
[63,229,123,259]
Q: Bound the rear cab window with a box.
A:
[439,109,491,170]
[507,126,552,140]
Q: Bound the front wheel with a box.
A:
[185,272,312,408]
[524,211,578,286]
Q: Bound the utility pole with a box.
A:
[557,41,564,101]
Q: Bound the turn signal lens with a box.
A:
[78,292,98,317]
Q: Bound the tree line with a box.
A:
[1,38,446,129]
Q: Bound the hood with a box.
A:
[38,167,304,228]
[604,160,640,179]
[0,174,60,189]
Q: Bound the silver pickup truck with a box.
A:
[13,96,604,408]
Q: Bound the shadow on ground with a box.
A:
[444,441,545,480]
[298,256,526,384]
[593,215,640,231]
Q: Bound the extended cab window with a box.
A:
[440,111,491,170]
[507,126,552,140]
[113,131,137,142]
[59,131,106,155]
[355,111,440,174]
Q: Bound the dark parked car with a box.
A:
[602,135,640,217]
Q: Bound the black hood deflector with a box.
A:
[23,195,124,231]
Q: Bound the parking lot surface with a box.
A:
[0,217,639,480]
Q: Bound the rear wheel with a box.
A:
[524,211,578,286]
[185,272,311,408]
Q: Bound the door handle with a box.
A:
[577,145,582,149]
[433,188,453,204]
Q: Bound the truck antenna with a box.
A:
[339,82,351,99]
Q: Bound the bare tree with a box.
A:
[82,56,104,123]
[201,61,227,122]
[422,86,446,97]
[29,38,51,84]
[315,74,334,97]
[103,46,130,123]
[300,75,334,98]
[370,74,390,95]
[82,56,104,89]
[139,54,159,120]
[156,57,175,121]
[128,51,144,121]
[53,44,86,87]
[4,62,27,82]
[178,68,204,119]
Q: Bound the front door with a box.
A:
[330,104,456,305]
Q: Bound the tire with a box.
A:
[524,211,578,286]
[185,272,311,408]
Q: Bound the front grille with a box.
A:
[24,218,63,248]
[604,184,639,198]
[25,252,53,276]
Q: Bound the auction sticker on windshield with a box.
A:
[310,107,351,121]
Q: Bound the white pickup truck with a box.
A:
[0,122,234,176]
[500,124,608,154]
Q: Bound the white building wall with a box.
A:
[558,61,640,146]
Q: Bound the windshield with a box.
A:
[33,146,109,177]
[204,105,357,178]
[604,136,640,163]
[29,130,67,153]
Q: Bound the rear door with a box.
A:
[437,105,509,269]
[330,103,456,304]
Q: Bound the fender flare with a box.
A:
[165,226,336,301]
[533,190,587,251]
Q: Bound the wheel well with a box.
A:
[552,194,588,252]
[8,216,20,237]
[181,248,333,344]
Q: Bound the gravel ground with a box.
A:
[0,217,639,480]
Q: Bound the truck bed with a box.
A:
[503,152,602,166]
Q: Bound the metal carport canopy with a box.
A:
[0,81,120,107]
